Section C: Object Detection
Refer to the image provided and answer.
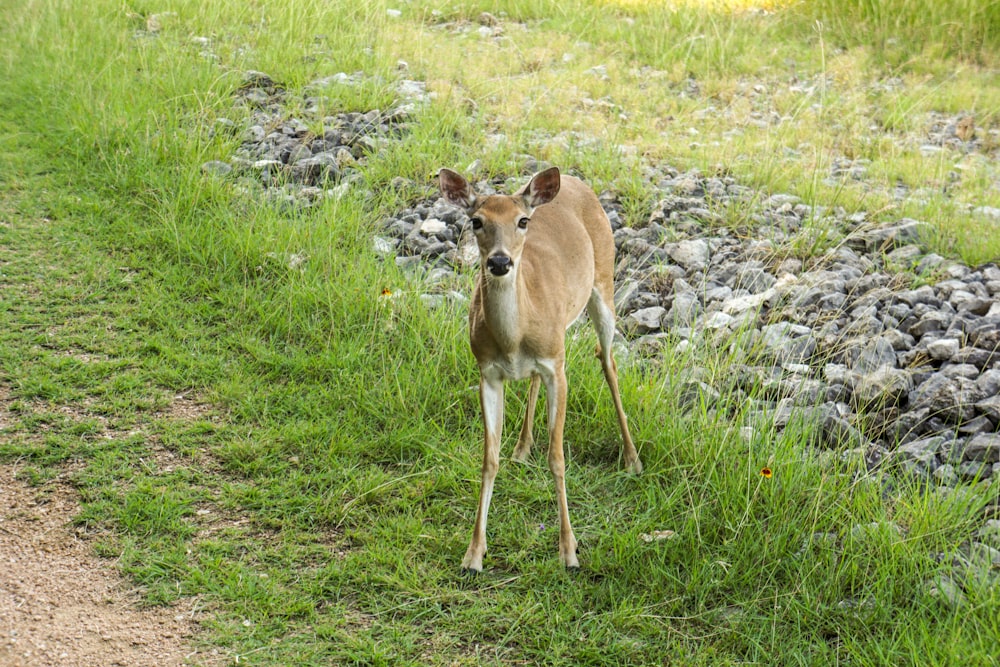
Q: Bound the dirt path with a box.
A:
[0,464,203,666]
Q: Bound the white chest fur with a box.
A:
[481,356,557,383]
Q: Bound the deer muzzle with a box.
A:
[486,254,513,276]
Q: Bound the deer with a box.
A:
[438,165,642,573]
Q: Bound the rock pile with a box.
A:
[202,71,429,207]
[377,164,1000,488]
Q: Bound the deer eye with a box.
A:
[517,216,530,230]
[470,217,483,231]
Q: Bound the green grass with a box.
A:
[2,0,999,665]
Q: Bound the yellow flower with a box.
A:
[760,467,773,478]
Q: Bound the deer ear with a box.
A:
[438,168,477,211]
[523,167,561,209]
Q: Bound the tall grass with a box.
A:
[2,0,999,664]
[803,0,1000,64]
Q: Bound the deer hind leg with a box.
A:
[587,288,642,475]
[463,376,504,573]
[512,374,540,463]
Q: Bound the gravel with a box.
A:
[203,70,431,208]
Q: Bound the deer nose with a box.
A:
[486,254,513,276]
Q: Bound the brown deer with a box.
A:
[438,166,642,573]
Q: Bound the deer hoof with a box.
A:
[626,457,643,475]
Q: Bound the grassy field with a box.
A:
[2,0,999,664]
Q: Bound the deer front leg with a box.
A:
[462,375,503,573]
[512,374,540,463]
[542,362,578,569]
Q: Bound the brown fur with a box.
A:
[439,167,641,572]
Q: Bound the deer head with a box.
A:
[439,167,561,278]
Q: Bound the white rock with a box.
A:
[927,338,960,361]
[419,218,447,235]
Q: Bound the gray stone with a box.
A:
[897,437,942,468]
[394,255,422,270]
[927,337,961,361]
[853,218,928,250]
[372,236,397,256]
[621,238,665,263]
[976,520,1000,548]
[823,363,853,385]
[786,378,826,406]
[975,395,1000,421]
[849,336,897,372]
[957,460,991,481]
[959,415,996,436]
[418,218,447,235]
[951,347,998,368]
[702,311,737,330]
[853,368,912,407]
[976,369,1000,397]
[908,311,952,338]
[886,244,923,265]
[958,542,1000,571]
[894,406,932,442]
[622,307,667,334]
[614,280,641,310]
[252,158,284,173]
[291,153,339,183]
[201,160,233,176]
[667,239,710,271]
[849,521,904,540]
[844,315,883,337]
[722,292,768,315]
[678,381,721,410]
[422,241,450,258]
[882,328,915,351]
[419,294,446,309]
[897,285,938,306]
[244,125,266,143]
[822,414,869,449]
[669,292,700,325]
[916,253,946,274]
[909,374,979,423]
[286,143,313,164]
[703,285,733,303]
[932,463,959,486]
[940,363,981,380]
[924,574,966,608]
[974,206,1000,220]
[760,322,816,364]
[818,292,847,311]
[730,266,776,294]
[968,319,1000,350]
[964,434,1000,463]
[953,294,993,316]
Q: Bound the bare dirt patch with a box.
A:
[0,464,204,667]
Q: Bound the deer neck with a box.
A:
[479,265,531,351]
